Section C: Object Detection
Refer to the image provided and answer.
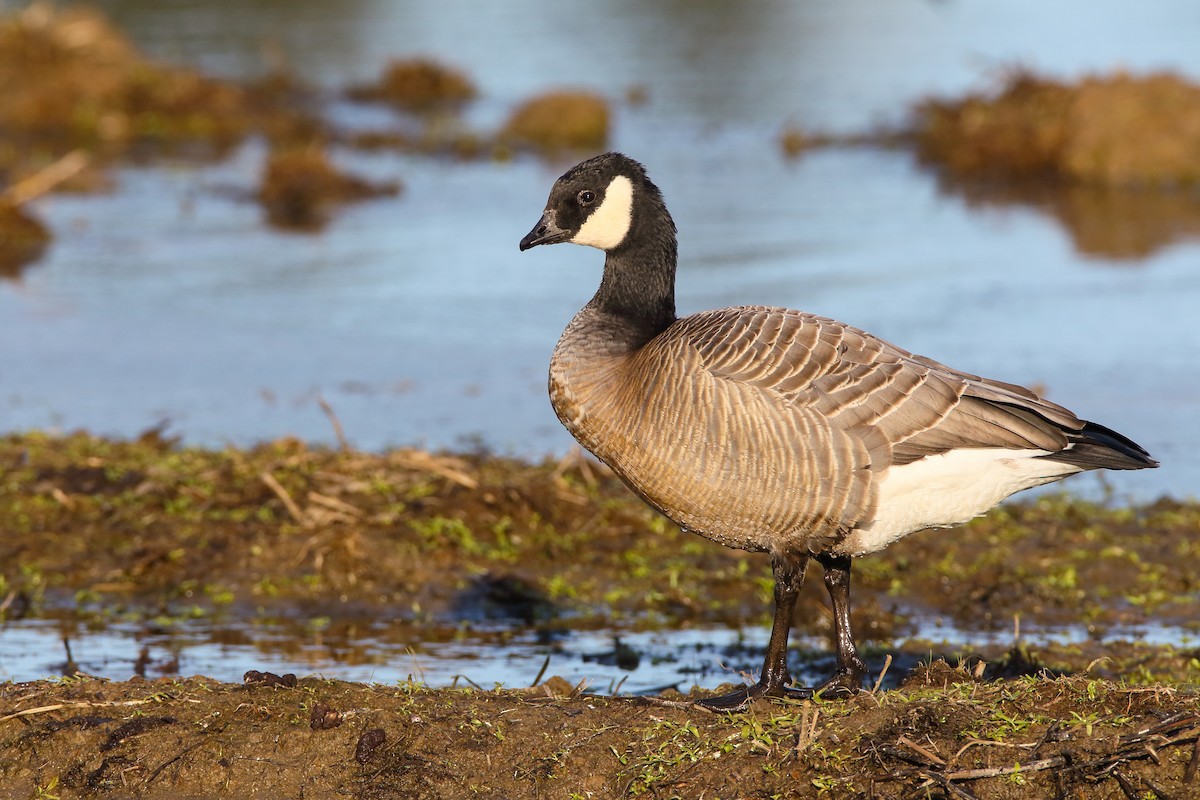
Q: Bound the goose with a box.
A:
[518,152,1158,709]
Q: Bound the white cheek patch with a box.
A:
[571,175,633,250]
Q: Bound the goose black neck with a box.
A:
[587,192,678,350]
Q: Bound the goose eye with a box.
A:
[577,190,596,206]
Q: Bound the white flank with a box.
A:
[839,448,1083,556]
[571,175,633,250]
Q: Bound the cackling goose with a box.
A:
[519,152,1158,709]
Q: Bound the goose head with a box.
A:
[519,152,649,253]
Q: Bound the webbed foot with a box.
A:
[696,680,814,711]
[696,671,866,710]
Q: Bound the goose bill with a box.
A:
[519,210,570,250]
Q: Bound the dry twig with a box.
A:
[0,697,201,724]
[391,450,478,489]
[260,471,306,525]
[882,712,1200,796]
[796,707,821,753]
[898,735,945,767]
[871,654,893,694]
[316,395,351,452]
[2,150,89,205]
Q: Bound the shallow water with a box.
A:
[2,0,1198,500]
[3,614,1194,691]
[2,618,759,693]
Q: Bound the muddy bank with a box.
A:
[3,432,1197,638]
[1,664,1197,799]
[2,430,1200,702]
[2,434,1199,795]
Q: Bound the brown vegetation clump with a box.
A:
[779,127,813,158]
[258,148,400,230]
[500,90,610,153]
[0,4,325,197]
[342,58,488,158]
[0,4,251,161]
[1067,73,1200,186]
[916,70,1200,187]
[348,58,477,113]
[0,199,51,277]
[243,71,329,148]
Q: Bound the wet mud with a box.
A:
[1,665,1198,799]
[2,432,1199,796]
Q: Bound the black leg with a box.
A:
[814,553,868,697]
[698,552,811,710]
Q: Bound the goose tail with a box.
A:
[1041,420,1159,471]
